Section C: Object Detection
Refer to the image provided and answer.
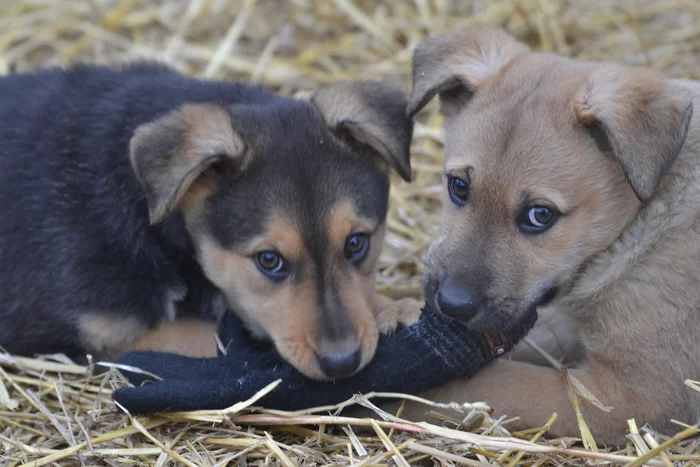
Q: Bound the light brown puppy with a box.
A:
[404,27,700,445]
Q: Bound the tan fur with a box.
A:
[80,286,187,359]
[79,313,148,361]
[322,202,378,360]
[194,231,322,377]
[406,28,528,118]
[327,202,375,243]
[572,67,692,202]
[403,27,700,445]
[326,202,422,334]
[129,103,247,225]
[311,81,413,181]
[179,104,243,159]
[373,294,422,335]
[130,320,218,357]
[179,205,420,380]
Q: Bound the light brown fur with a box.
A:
[402,28,700,445]
[129,103,248,225]
[312,82,413,181]
[131,319,218,357]
[79,313,150,361]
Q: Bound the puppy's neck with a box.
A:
[154,210,198,258]
[148,209,226,319]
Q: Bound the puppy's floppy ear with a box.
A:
[574,66,693,203]
[407,27,528,118]
[130,103,249,225]
[311,80,413,182]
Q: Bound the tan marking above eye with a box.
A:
[241,216,306,263]
[327,201,377,248]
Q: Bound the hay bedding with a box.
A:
[1,0,700,465]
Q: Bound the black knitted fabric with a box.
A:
[112,305,537,414]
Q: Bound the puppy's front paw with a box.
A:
[375,297,423,335]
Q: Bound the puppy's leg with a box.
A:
[79,312,150,362]
[373,293,423,335]
[507,310,586,367]
[400,359,645,445]
[128,320,219,358]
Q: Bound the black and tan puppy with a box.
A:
[0,63,421,380]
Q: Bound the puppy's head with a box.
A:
[408,28,693,331]
[130,81,412,379]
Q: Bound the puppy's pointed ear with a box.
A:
[130,103,249,225]
[407,27,528,118]
[574,67,693,203]
[311,81,414,182]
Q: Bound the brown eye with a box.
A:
[344,233,370,264]
[255,250,288,281]
[518,206,558,234]
[529,207,553,226]
[448,176,469,206]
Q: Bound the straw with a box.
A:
[2,0,700,465]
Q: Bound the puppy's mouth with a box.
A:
[425,276,558,333]
[470,283,558,333]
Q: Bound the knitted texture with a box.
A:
[112,305,537,414]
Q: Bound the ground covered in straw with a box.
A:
[2,0,700,465]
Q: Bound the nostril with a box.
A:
[437,290,479,323]
[317,349,361,379]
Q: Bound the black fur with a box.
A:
[0,64,391,360]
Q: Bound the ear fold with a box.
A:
[311,81,414,182]
[130,103,248,225]
[574,66,694,203]
[407,27,529,118]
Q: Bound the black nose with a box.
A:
[437,286,479,323]
[317,349,361,378]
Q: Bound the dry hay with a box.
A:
[2,0,700,465]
